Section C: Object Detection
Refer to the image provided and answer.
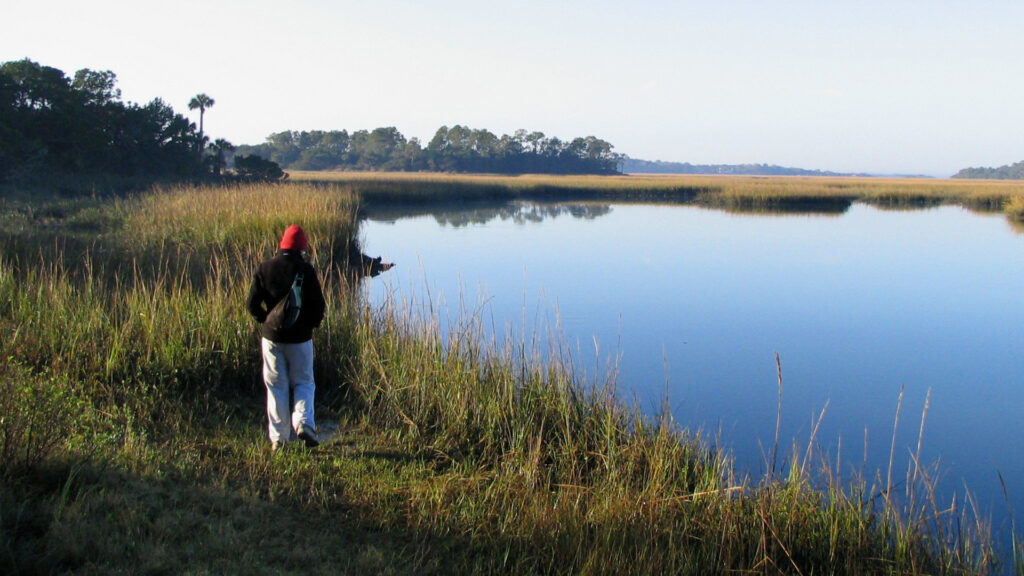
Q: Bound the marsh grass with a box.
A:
[1004,196,1024,222]
[353,296,998,574]
[294,170,1024,221]
[0,181,1009,574]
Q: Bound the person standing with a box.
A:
[246,225,326,450]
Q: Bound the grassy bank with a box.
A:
[291,170,1024,219]
[0,181,1008,574]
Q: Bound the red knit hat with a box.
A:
[279,225,309,251]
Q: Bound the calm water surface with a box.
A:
[359,201,1024,537]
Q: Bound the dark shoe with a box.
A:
[297,425,319,448]
[271,440,286,452]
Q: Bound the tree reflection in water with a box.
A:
[363,201,613,228]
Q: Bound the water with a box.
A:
[359,200,1024,544]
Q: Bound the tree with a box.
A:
[366,127,407,170]
[234,154,286,181]
[187,93,214,156]
[400,137,426,171]
[525,131,546,154]
[206,138,235,175]
[115,97,199,177]
[72,69,120,106]
[0,59,70,177]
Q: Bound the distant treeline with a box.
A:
[234,126,622,174]
[621,158,850,177]
[0,59,209,183]
[953,160,1024,180]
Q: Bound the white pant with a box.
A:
[261,338,316,443]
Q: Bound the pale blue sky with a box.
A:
[5,0,1023,176]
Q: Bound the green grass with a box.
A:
[0,181,1009,574]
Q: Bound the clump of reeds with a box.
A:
[1004,196,1024,222]
[122,182,356,249]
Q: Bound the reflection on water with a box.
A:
[360,196,1008,223]
[713,197,853,215]
[360,200,1024,551]
[363,201,612,227]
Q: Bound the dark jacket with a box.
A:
[246,250,326,343]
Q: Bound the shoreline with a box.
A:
[0,180,1009,574]
[290,170,1024,222]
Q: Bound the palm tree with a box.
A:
[188,93,215,155]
